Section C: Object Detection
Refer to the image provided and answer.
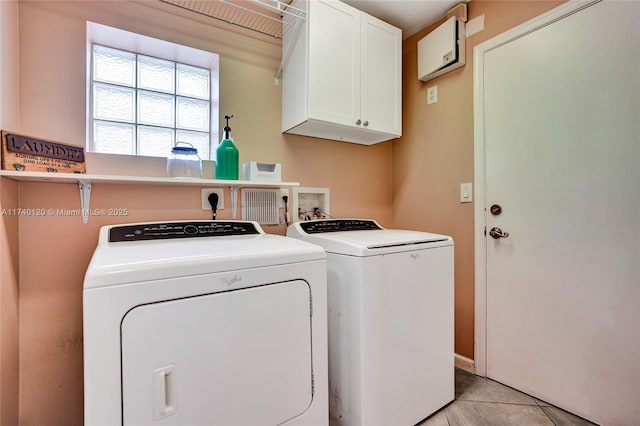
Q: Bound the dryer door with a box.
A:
[121,279,313,425]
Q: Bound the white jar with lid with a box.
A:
[167,142,202,178]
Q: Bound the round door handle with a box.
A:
[489,227,510,239]
[356,119,362,125]
[363,120,369,127]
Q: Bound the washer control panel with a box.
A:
[109,221,261,242]
[299,219,382,234]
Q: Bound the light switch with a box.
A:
[427,86,438,105]
[460,182,473,203]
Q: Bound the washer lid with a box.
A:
[84,222,325,288]
[288,220,453,256]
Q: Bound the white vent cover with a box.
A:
[242,189,279,224]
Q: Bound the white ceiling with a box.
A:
[341,0,464,39]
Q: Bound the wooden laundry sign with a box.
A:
[1,131,86,173]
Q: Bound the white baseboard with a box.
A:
[454,353,475,374]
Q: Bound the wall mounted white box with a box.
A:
[418,17,466,82]
[293,187,330,222]
[242,162,282,182]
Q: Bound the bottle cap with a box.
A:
[171,142,198,155]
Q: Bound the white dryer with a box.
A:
[83,221,328,426]
[287,219,454,426]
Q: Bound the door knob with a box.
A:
[489,227,509,239]
[356,119,362,125]
[363,120,369,126]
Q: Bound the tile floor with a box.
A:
[419,369,598,426]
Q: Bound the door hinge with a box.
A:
[309,293,313,317]
[484,226,487,236]
[311,372,315,396]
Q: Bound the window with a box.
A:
[87,23,219,160]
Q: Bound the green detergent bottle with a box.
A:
[215,114,239,180]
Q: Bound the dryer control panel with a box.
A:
[298,219,382,234]
[109,221,261,242]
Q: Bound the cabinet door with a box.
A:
[308,0,360,127]
[361,14,402,136]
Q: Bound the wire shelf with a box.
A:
[160,0,305,39]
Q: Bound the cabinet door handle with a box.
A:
[363,121,369,127]
[355,119,361,125]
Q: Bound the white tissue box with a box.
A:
[242,162,282,182]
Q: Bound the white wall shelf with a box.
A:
[0,170,299,223]
[0,170,299,188]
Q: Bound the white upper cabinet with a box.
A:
[282,0,402,145]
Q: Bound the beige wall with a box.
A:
[0,0,20,130]
[393,0,564,359]
[0,178,19,426]
[1,0,569,423]
[15,0,393,218]
[3,1,392,424]
[0,1,21,424]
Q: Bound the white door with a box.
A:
[478,1,640,425]
[121,280,313,425]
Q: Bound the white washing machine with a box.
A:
[287,219,454,426]
[83,221,328,426]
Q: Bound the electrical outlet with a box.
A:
[280,188,290,204]
[280,188,291,225]
[201,188,225,210]
[427,85,438,105]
